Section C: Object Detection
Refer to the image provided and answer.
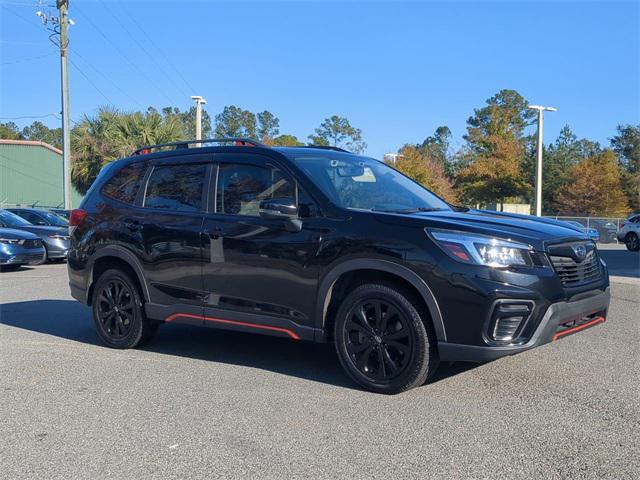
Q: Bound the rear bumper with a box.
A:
[69,283,88,304]
[438,287,610,362]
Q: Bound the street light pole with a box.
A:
[190,96,207,141]
[528,105,557,217]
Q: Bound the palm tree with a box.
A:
[71,107,183,194]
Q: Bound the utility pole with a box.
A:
[528,105,557,217]
[58,0,71,210]
[38,2,73,209]
[191,96,207,142]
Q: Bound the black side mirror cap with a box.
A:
[259,198,298,219]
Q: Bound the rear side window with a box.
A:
[144,164,207,212]
[102,162,146,204]
[216,163,295,216]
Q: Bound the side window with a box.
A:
[216,163,295,216]
[144,164,206,212]
[27,212,47,225]
[16,211,37,224]
[102,162,146,204]
[297,187,317,218]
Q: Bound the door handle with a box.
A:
[204,227,223,239]
[124,220,142,232]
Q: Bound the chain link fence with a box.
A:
[544,216,627,244]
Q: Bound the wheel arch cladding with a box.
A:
[316,259,446,342]
[88,247,149,305]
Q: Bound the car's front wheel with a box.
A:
[334,282,438,394]
[0,264,21,272]
[91,268,158,348]
[625,232,639,251]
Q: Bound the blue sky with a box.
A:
[1,0,638,158]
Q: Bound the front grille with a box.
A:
[22,239,42,248]
[550,250,601,287]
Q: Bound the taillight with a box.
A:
[69,208,88,233]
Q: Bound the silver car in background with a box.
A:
[0,210,70,262]
[617,214,640,251]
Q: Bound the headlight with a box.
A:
[0,238,21,245]
[428,229,533,268]
[48,234,70,240]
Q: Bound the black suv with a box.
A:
[68,138,610,394]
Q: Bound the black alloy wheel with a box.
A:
[334,282,438,394]
[344,299,414,381]
[91,268,158,348]
[96,279,135,339]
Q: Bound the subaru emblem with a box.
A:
[572,244,587,262]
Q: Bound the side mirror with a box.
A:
[259,198,298,219]
[259,198,302,233]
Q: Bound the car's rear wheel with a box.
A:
[334,282,438,394]
[91,268,158,348]
[625,232,639,251]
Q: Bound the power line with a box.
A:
[0,114,59,120]
[96,0,190,100]
[0,1,39,6]
[1,52,55,65]
[0,4,42,30]
[72,3,179,106]
[68,47,145,109]
[68,56,114,105]
[114,0,197,95]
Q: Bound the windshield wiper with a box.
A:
[372,207,446,214]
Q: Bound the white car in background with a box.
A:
[617,214,640,251]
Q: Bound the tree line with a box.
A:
[1,88,637,216]
[391,89,637,216]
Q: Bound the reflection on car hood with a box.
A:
[0,227,40,240]
[377,209,590,250]
[9,225,69,237]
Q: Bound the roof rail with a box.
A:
[131,137,268,156]
[298,145,351,153]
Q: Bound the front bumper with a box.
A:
[438,287,610,362]
[43,238,70,259]
[0,247,46,265]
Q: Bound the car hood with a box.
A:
[375,209,590,251]
[10,225,69,238]
[0,227,40,240]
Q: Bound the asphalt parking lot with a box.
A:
[1,249,639,479]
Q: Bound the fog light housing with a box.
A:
[487,301,534,344]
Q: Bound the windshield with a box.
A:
[39,211,68,226]
[288,153,451,212]
[0,210,32,227]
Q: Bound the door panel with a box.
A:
[201,156,324,336]
[136,161,209,318]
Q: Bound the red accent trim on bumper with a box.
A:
[165,313,301,340]
[552,316,606,341]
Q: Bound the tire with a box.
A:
[91,268,158,349]
[334,282,439,394]
[0,264,22,272]
[625,232,639,251]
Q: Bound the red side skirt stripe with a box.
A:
[165,313,301,340]
[552,316,605,341]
